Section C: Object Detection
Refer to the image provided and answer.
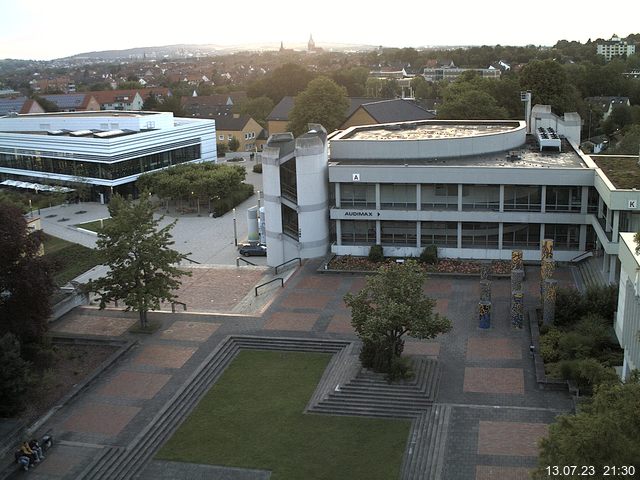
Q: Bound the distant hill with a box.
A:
[60,42,377,61]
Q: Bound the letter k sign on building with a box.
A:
[352,173,361,182]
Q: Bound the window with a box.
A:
[279,158,297,202]
[380,184,416,210]
[503,223,540,248]
[228,134,233,141]
[544,224,580,250]
[503,185,541,212]
[281,204,298,239]
[421,222,458,247]
[341,220,376,245]
[461,223,499,248]
[421,184,457,210]
[381,221,417,246]
[545,186,581,212]
[219,135,224,141]
[340,183,375,208]
[461,185,500,211]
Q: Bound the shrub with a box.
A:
[386,356,414,382]
[558,358,619,394]
[539,327,562,363]
[211,183,254,217]
[0,333,31,417]
[253,163,263,173]
[419,245,438,264]
[368,244,384,263]
[584,284,618,322]
[554,287,585,327]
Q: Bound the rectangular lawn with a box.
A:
[157,350,411,480]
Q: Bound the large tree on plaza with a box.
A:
[0,203,55,346]
[287,76,349,136]
[89,194,190,328]
[532,377,640,477]
[344,260,452,375]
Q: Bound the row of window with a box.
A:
[217,132,256,141]
[337,183,598,213]
[0,145,200,180]
[339,220,589,250]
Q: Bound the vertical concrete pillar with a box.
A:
[416,184,421,211]
[606,207,612,233]
[376,220,381,245]
[416,221,421,249]
[499,185,505,213]
[458,184,463,212]
[375,183,381,210]
[335,183,341,208]
[540,185,547,213]
[581,186,589,215]
[336,219,342,246]
[579,224,587,251]
[609,255,618,284]
[498,223,504,251]
[613,210,620,241]
[457,222,462,249]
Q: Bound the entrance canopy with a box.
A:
[0,179,74,193]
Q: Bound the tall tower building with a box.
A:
[308,34,316,52]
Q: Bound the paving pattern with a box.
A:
[8,259,578,480]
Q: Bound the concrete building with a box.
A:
[422,66,501,82]
[262,126,329,266]
[614,233,640,380]
[0,110,216,199]
[597,35,636,61]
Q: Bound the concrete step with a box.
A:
[310,404,420,419]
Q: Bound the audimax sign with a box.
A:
[343,211,381,217]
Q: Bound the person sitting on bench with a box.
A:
[14,451,31,471]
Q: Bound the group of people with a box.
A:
[14,439,45,472]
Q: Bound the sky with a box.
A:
[1,0,639,60]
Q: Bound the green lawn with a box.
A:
[75,218,111,232]
[42,234,101,286]
[157,350,411,480]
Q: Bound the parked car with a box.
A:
[239,244,267,256]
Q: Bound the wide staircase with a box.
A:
[576,255,608,290]
[309,357,440,418]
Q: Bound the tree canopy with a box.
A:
[287,76,349,136]
[533,378,640,477]
[247,63,315,104]
[344,260,452,374]
[89,194,190,327]
[0,203,55,345]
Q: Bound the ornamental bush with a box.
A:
[368,244,384,263]
[419,245,438,264]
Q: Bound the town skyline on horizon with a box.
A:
[1,0,639,61]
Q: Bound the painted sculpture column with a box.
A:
[479,264,491,328]
[479,301,491,329]
[510,250,525,329]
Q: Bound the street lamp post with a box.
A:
[233,208,238,246]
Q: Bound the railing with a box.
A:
[255,277,284,296]
[570,250,595,263]
[275,257,302,275]
[184,257,201,264]
[171,301,187,313]
[236,257,257,266]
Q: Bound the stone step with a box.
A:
[327,392,432,406]
[400,404,452,480]
[76,446,126,480]
[85,336,356,480]
[310,404,420,419]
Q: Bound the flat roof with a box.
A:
[338,120,521,141]
[330,137,587,169]
[591,155,640,189]
[9,110,161,118]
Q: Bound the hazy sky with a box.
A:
[1,0,638,60]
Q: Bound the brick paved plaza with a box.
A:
[11,260,577,480]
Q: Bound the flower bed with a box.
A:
[328,255,510,275]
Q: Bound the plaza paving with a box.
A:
[6,260,578,480]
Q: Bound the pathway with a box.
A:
[2,260,576,480]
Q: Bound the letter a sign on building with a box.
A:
[352,173,361,182]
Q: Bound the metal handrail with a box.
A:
[185,257,201,264]
[275,257,302,275]
[570,250,594,263]
[255,277,284,296]
[236,257,257,266]
[171,301,187,312]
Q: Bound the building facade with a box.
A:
[0,111,216,198]
[597,35,636,61]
